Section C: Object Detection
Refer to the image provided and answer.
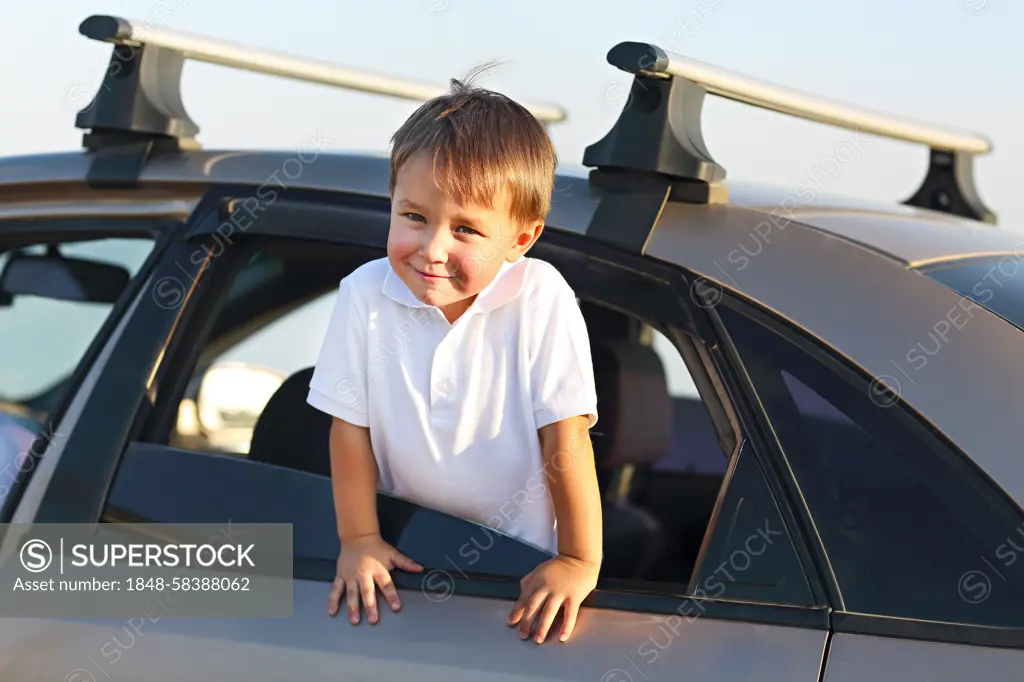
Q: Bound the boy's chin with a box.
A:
[415,287,468,309]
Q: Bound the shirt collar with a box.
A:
[382,259,527,314]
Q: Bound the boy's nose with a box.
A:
[420,228,451,263]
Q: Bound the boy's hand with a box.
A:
[507,554,599,644]
[328,534,423,624]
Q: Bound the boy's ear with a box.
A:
[515,220,545,254]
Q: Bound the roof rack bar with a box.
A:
[610,43,991,155]
[584,41,995,224]
[78,15,567,124]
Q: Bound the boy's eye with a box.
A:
[403,212,426,222]
[455,226,481,236]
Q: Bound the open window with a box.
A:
[101,196,817,613]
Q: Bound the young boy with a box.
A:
[306,73,602,645]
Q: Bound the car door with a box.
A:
[0,187,830,681]
[710,299,1024,681]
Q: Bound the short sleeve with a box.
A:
[306,278,370,427]
[529,280,599,430]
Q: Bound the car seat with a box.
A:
[248,367,332,476]
[590,340,672,581]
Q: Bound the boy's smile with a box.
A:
[387,150,543,323]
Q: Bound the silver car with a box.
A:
[0,14,1021,682]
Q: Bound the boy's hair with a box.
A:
[388,63,558,230]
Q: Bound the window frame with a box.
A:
[707,292,1024,648]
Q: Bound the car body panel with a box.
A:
[0,196,197,223]
[0,580,828,682]
[822,632,1024,681]
[645,202,1024,508]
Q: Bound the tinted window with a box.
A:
[718,302,1024,627]
[649,328,727,476]
[922,256,1024,332]
[688,440,816,606]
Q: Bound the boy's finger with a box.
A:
[377,573,402,611]
[533,595,565,644]
[327,578,344,616]
[559,600,579,642]
[360,575,378,624]
[507,601,524,626]
[346,579,361,624]
[507,586,532,626]
[519,591,549,640]
[393,551,423,572]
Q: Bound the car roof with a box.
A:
[0,148,1016,270]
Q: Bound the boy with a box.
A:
[306,72,602,645]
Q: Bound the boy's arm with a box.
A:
[511,269,601,642]
[508,413,602,644]
[327,417,422,623]
[329,417,380,541]
[540,415,602,566]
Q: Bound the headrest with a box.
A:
[591,341,672,469]
[248,366,332,476]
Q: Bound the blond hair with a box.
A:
[388,63,558,229]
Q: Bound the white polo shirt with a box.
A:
[306,256,598,555]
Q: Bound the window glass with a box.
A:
[171,252,338,455]
[648,329,727,477]
[0,239,152,410]
[106,443,550,578]
[688,440,816,606]
[215,291,335,379]
[0,236,153,488]
[922,256,1024,333]
[718,302,1024,626]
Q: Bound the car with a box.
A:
[0,12,1021,682]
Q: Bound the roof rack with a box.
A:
[583,41,996,241]
[73,14,567,186]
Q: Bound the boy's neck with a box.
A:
[439,294,477,325]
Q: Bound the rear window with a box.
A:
[921,256,1024,332]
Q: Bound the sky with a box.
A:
[1,0,1021,402]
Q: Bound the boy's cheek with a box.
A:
[386,222,420,258]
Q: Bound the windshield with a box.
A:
[922,256,1024,333]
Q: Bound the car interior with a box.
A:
[145,238,732,589]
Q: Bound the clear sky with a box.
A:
[0,0,1021,399]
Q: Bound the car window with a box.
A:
[172,287,337,455]
[921,255,1024,332]
[717,302,1024,627]
[0,235,154,477]
[649,329,727,477]
[135,241,811,604]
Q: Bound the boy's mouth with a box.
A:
[414,268,450,281]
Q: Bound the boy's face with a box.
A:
[388,151,543,319]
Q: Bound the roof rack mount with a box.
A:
[584,41,996,224]
[73,14,567,185]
